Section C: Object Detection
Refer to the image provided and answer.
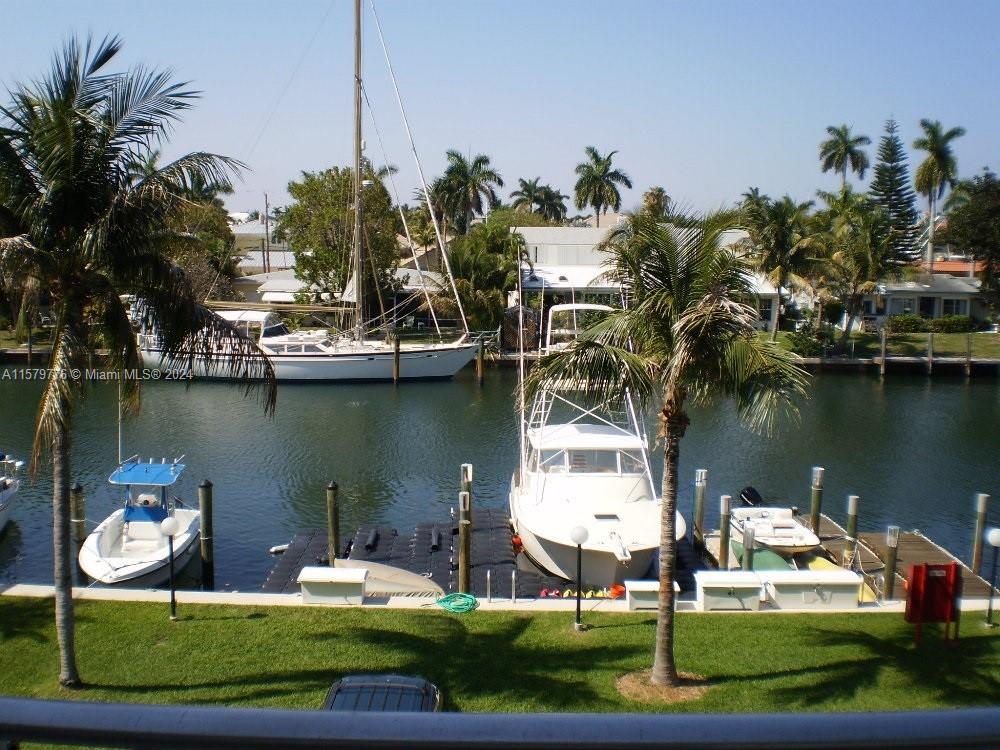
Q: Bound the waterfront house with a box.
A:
[838,273,983,331]
[511,225,780,330]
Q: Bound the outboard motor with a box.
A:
[739,486,764,507]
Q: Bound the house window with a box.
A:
[890,297,916,315]
[942,299,968,316]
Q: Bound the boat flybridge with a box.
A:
[78,457,200,586]
[0,453,24,534]
[139,310,478,381]
[509,304,686,585]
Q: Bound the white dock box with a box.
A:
[695,571,762,611]
[758,570,862,610]
[623,579,679,611]
[298,566,367,606]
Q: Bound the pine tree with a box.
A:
[870,119,920,262]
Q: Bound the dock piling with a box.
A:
[693,469,707,549]
[966,333,973,378]
[475,341,485,385]
[741,523,755,572]
[845,495,860,567]
[884,525,900,600]
[198,480,214,590]
[926,332,934,375]
[972,493,990,576]
[326,481,340,564]
[486,569,492,602]
[809,467,825,536]
[458,490,471,593]
[392,336,401,383]
[70,483,86,547]
[511,569,516,603]
[719,494,732,570]
[879,328,887,377]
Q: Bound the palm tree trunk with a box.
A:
[595,203,601,228]
[840,294,860,351]
[927,191,935,273]
[770,271,783,341]
[52,423,81,687]
[651,390,686,686]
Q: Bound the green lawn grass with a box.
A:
[0,328,53,349]
[765,331,1000,360]
[2,597,999,714]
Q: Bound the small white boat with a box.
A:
[0,453,24,534]
[730,506,820,555]
[139,310,478,382]
[78,457,200,586]
[510,304,686,586]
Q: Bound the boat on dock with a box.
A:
[509,304,686,586]
[730,505,821,556]
[0,453,24,534]
[78,457,200,586]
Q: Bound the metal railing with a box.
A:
[1,697,999,749]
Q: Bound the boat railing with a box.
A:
[1,696,998,748]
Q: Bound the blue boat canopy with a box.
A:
[109,461,186,486]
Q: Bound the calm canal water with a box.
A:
[1,367,998,589]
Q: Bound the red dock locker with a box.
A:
[904,562,962,646]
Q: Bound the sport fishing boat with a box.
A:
[509,303,686,585]
[138,0,478,382]
[0,453,24,534]
[78,457,200,586]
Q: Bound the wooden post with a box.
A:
[972,493,990,576]
[926,331,934,375]
[458,490,471,593]
[693,469,707,549]
[845,495,859,567]
[198,480,214,590]
[809,466,825,536]
[879,327,887,378]
[884,525,900,600]
[965,332,973,378]
[741,523,755,572]
[326,481,340,565]
[70,483,86,547]
[475,342,485,385]
[718,494,732,570]
[392,335,401,383]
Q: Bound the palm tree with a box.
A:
[0,36,276,686]
[510,177,544,213]
[641,186,671,218]
[913,119,966,269]
[574,146,633,227]
[740,196,816,339]
[438,150,504,234]
[819,125,871,188]
[529,211,806,686]
[537,185,569,222]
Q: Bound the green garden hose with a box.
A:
[435,593,479,613]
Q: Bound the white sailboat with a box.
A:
[0,453,24,534]
[139,0,478,382]
[509,304,686,585]
[78,457,200,586]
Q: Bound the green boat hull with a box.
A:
[729,539,794,571]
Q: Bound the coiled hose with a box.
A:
[435,593,479,613]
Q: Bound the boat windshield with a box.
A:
[532,449,645,475]
[262,323,291,338]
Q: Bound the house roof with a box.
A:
[520,263,778,296]
[882,274,980,295]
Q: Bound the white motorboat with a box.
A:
[139,310,477,381]
[509,304,686,586]
[729,506,820,555]
[78,457,200,586]
[139,1,478,383]
[0,453,24,534]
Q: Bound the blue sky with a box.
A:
[2,1,997,215]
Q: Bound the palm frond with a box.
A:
[526,338,655,405]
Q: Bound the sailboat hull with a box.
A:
[141,341,478,381]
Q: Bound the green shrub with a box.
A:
[786,323,834,356]
[886,314,927,333]
[929,315,973,333]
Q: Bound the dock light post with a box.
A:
[160,517,179,621]
[570,525,589,631]
[986,528,1000,627]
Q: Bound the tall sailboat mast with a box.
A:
[352,0,364,341]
